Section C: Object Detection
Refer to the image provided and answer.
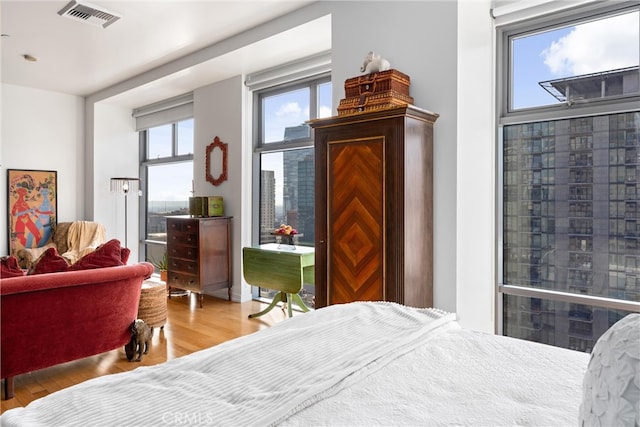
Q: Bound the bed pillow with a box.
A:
[1,256,25,278]
[69,239,124,270]
[579,313,640,426]
[28,247,70,275]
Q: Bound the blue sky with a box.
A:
[512,10,639,109]
[512,27,572,109]
[260,82,332,205]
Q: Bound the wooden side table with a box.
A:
[138,281,168,330]
[242,244,314,318]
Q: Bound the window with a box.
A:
[140,119,194,271]
[253,75,331,306]
[509,9,639,111]
[499,4,639,352]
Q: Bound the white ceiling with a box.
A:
[1,0,331,108]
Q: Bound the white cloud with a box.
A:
[319,105,332,118]
[542,11,639,77]
[276,101,302,119]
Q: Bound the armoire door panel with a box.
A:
[328,137,385,305]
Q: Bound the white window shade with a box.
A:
[133,93,193,131]
[245,51,331,91]
[491,0,596,25]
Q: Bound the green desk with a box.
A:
[242,244,314,318]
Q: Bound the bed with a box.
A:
[1,301,636,426]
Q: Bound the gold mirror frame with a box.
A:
[205,136,228,186]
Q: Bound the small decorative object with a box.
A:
[274,224,298,249]
[205,136,228,186]
[189,196,224,217]
[338,69,413,115]
[360,51,391,74]
[125,319,153,362]
[208,196,224,216]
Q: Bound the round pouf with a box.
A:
[137,281,168,329]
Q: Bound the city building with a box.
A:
[503,67,639,351]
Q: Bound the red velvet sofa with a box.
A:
[0,262,154,399]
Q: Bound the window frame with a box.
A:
[250,72,331,302]
[496,2,640,337]
[139,119,194,268]
[253,73,331,153]
[496,2,640,125]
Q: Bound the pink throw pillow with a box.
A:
[69,239,124,270]
[29,248,70,275]
[1,256,25,278]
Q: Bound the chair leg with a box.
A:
[3,377,15,400]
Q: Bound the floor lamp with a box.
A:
[110,177,139,248]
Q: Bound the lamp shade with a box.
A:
[110,177,139,194]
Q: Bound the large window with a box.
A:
[140,119,194,271]
[498,4,639,352]
[253,74,332,306]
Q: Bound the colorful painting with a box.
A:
[7,169,57,255]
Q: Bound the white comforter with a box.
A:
[1,302,589,426]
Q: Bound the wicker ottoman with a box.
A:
[137,281,168,330]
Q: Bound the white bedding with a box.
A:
[1,302,589,426]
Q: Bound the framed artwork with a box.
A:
[7,169,57,255]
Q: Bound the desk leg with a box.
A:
[288,293,311,313]
[248,292,286,318]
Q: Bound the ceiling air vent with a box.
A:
[58,0,121,28]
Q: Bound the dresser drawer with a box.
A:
[167,272,200,292]
[168,244,198,259]
[169,231,198,246]
[168,257,198,274]
[167,219,199,234]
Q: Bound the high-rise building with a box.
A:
[503,112,639,352]
[260,170,276,243]
[282,150,314,242]
[503,67,639,352]
[297,154,315,243]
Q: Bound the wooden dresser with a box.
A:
[309,105,438,309]
[166,216,232,307]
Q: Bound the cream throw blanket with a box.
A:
[61,221,106,264]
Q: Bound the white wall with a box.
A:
[0,83,84,256]
[330,1,459,313]
[193,76,247,301]
[92,102,140,261]
[456,0,495,332]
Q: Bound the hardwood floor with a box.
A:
[1,293,283,414]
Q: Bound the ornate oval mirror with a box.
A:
[205,136,228,186]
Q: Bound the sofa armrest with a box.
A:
[0,263,154,296]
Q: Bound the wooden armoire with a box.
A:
[309,105,438,309]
